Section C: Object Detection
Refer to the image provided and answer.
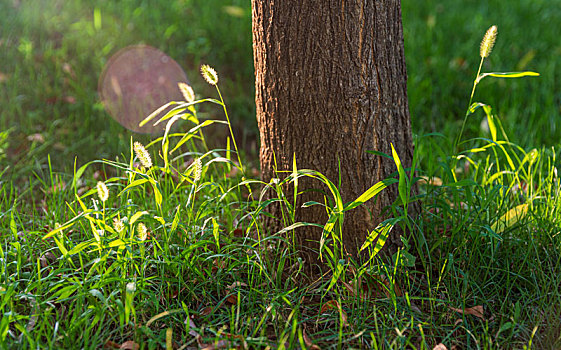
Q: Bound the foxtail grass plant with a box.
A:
[455,25,539,152]
[3,26,559,349]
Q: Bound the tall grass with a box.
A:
[1,2,561,348]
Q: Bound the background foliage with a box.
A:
[1,0,560,176]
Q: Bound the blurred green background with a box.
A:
[1,0,559,177]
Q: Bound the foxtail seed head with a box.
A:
[200,64,218,85]
[480,25,498,58]
[55,222,64,239]
[113,217,125,233]
[137,223,148,241]
[178,82,195,103]
[97,181,109,202]
[192,158,202,182]
[126,282,136,294]
[133,142,152,169]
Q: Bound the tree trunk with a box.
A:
[252,0,413,264]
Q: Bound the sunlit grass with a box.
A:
[1,0,561,348]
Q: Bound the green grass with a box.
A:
[1,0,561,349]
[402,0,561,147]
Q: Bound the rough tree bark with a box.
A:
[252,0,414,263]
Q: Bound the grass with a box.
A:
[1,0,561,349]
[402,0,561,147]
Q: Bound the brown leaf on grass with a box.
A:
[119,340,139,350]
[409,301,423,314]
[363,273,403,299]
[433,344,447,350]
[342,281,360,298]
[212,259,226,273]
[449,305,485,320]
[226,294,238,305]
[188,318,235,350]
[104,340,120,349]
[19,301,39,342]
[320,300,337,314]
[392,279,403,297]
[198,339,232,350]
[342,276,375,300]
[0,72,8,83]
[187,316,199,337]
[40,251,57,268]
[232,228,244,238]
[200,306,213,316]
[320,300,348,327]
[302,325,321,350]
[337,269,403,301]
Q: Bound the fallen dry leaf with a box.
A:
[302,325,321,350]
[40,251,57,268]
[200,306,213,316]
[104,340,120,349]
[231,228,244,237]
[187,316,199,337]
[119,340,139,350]
[320,300,338,314]
[342,281,361,298]
[366,273,402,299]
[18,300,39,343]
[199,339,232,350]
[188,318,234,350]
[212,259,227,272]
[226,294,238,305]
[409,301,422,314]
[449,305,485,320]
[320,300,348,327]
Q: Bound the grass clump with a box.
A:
[1,14,560,350]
